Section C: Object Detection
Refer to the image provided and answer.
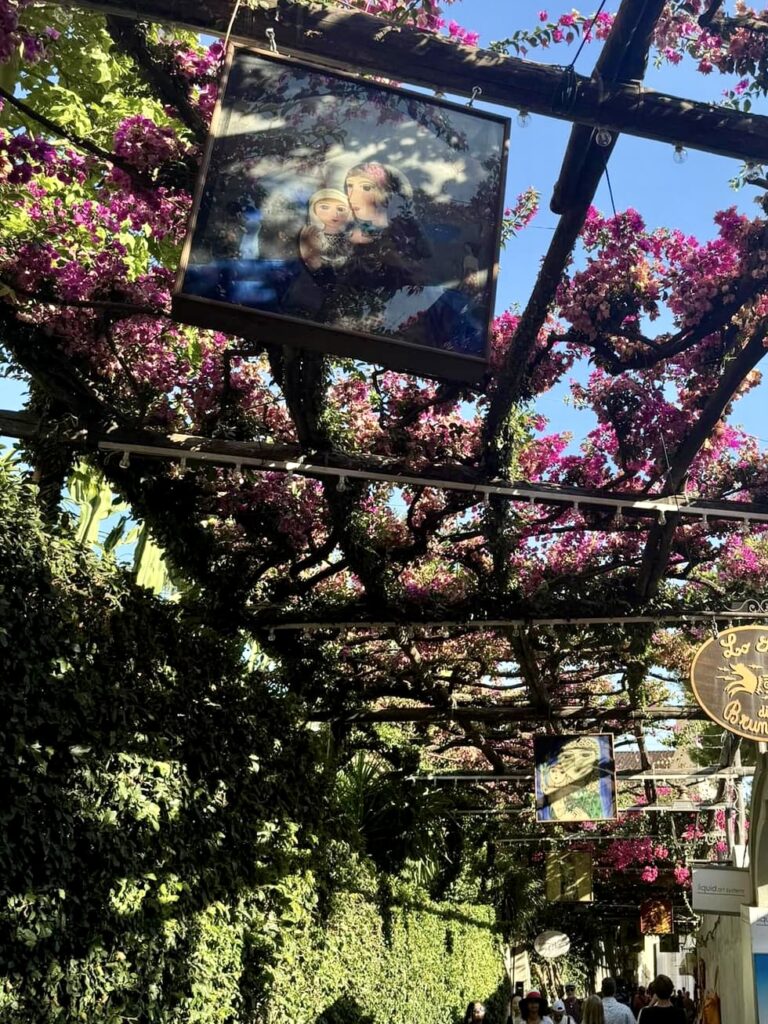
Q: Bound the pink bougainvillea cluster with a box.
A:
[350,0,480,45]
[0,0,58,65]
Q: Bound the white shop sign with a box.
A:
[533,930,571,959]
[692,867,751,916]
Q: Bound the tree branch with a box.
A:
[635,326,768,600]
[0,84,154,190]
[106,16,208,142]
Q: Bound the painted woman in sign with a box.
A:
[538,737,605,822]
[316,160,431,334]
[343,160,430,288]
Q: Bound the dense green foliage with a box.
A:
[271,886,506,1024]
[0,457,506,1022]
[0,453,314,1021]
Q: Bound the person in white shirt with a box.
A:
[601,978,636,1024]
[552,999,578,1024]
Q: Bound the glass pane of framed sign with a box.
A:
[173,48,510,383]
[534,734,617,824]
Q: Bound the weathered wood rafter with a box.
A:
[550,0,666,215]
[4,410,768,522]
[484,0,667,465]
[53,0,768,163]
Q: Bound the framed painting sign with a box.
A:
[640,897,674,935]
[173,47,509,383]
[534,734,617,824]
[545,850,594,902]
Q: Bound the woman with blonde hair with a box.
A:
[581,995,605,1024]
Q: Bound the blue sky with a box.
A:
[451,0,768,449]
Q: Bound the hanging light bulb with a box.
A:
[336,475,347,492]
[119,451,130,469]
[658,509,667,525]
[595,127,613,148]
[517,109,531,128]
[673,144,688,164]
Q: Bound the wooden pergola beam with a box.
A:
[485,0,667,454]
[410,766,755,781]
[54,0,768,163]
[4,410,768,523]
[551,0,665,214]
[311,703,706,723]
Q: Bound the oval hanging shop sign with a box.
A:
[533,930,571,959]
[691,626,768,742]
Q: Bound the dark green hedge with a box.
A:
[0,456,314,1021]
[270,886,507,1024]
[0,458,506,1023]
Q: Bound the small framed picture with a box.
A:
[534,734,617,823]
[173,48,509,382]
[640,898,674,935]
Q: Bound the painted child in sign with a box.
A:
[299,188,353,276]
[315,160,432,335]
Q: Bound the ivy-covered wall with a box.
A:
[0,459,506,1023]
[0,455,318,1022]
[270,888,506,1024]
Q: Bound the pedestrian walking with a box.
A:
[563,984,582,1024]
[520,990,553,1024]
[681,991,695,1024]
[582,996,605,1024]
[632,988,649,1016]
[465,1003,487,1024]
[637,976,686,1024]
[601,979,635,1024]
[552,998,578,1024]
